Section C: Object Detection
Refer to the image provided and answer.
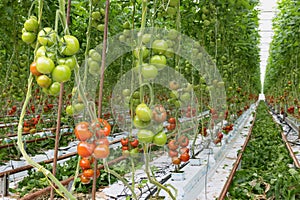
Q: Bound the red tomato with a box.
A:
[93,144,110,159]
[180,153,190,162]
[180,147,189,154]
[120,138,129,146]
[75,122,93,141]
[83,169,94,178]
[130,139,139,148]
[167,124,176,131]
[79,157,91,170]
[168,117,176,124]
[122,146,129,151]
[168,140,179,150]
[77,141,95,158]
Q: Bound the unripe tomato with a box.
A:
[137,129,154,143]
[153,131,167,146]
[172,157,181,165]
[133,115,151,129]
[24,16,38,32]
[36,56,55,74]
[152,40,168,54]
[22,32,36,44]
[150,55,167,70]
[49,82,61,96]
[38,27,56,46]
[60,35,80,56]
[52,65,71,83]
[135,103,152,122]
[57,56,76,70]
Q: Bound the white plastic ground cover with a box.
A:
[102,104,257,200]
[196,109,255,200]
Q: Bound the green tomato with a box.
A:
[57,56,76,70]
[97,24,105,32]
[132,91,140,99]
[36,56,55,74]
[150,55,167,70]
[169,0,179,6]
[133,115,151,129]
[38,27,56,46]
[122,89,131,97]
[152,40,168,55]
[167,29,178,40]
[137,129,154,144]
[89,49,102,62]
[141,64,158,80]
[153,131,167,146]
[130,148,139,158]
[166,7,177,16]
[135,103,152,122]
[170,91,179,99]
[42,87,50,94]
[73,103,85,113]
[24,16,38,32]
[165,48,175,58]
[88,58,100,75]
[36,75,52,88]
[60,35,80,56]
[36,46,47,57]
[92,11,101,20]
[22,32,36,44]
[134,46,149,59]
[52,65,71,83]
[142,34,152,44]
[122,21,130,29]
[180,92,191,102]
[65,105,74,115]
[49,82,61,96]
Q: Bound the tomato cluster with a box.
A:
[21,16,39,45]
[7,105,17,116]
[23,115,40,133]
[222,124,233,134]
[22,19,80,95]
[79,157,100,184]
[168,135,190,166]
[120,137,139,158]
[166,117,176,131]
[75,118,111,160]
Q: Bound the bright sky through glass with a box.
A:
[258,0,277,92]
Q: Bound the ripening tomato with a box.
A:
[80,175,91,184]
[168,150,179,157]
[93,144,110,159]
[30,62,42,76]
[178,135,189,147]
[92,118,111,138]
[152,105,167,123]
[96,137,110,146]
[168,140,179,150]
[77,141,95,158]
[172,157,181,165]
[36,75,52,88]
[75,122,92,141]
[179,147,189,154]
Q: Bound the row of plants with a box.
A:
[264,0,300,119]
[226,102,300,199]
